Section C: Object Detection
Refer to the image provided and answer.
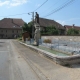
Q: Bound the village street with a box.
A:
[1,39,80,80]
[0,39,44,80]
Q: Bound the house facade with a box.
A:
[0,18,25,39]
[35,17,65,35]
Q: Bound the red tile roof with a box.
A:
[64,25,80,30]
[0,18,25,29]
[12,18,25,26]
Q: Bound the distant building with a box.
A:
[64,24,80,35]
[0,18,25,39]
[35,17,65,35]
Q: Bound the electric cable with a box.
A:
[0,13,28,17]
[40,0,61,14]
[33,0,48,12]
[43,0,75,17]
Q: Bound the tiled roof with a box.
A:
[0,18,25,29]
[38,18,64,29]
[12,18,25,26]
[64,25,80,30]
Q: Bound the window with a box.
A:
[17,30,18,33]
[6,30,7,33]
[12,30,14,33]
[13,26,15,27]
[12,34,14,37]
[1,30,3,32]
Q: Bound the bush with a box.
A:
[67,28,79,35]
[27,37,30,41]
[17,37,22,40]
[43,39,51,43]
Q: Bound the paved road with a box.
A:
[0,39,45,80]
[1,39,80,80]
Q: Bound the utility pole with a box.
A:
[32,12,34,39]
[28,12,34,39]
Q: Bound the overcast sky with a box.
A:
[0,0,80,26]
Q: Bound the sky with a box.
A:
[0,0,80,26]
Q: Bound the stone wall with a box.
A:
[56,55,80,65]
[42,36,80,42]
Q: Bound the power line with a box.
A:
[0,0,48,18]
[45,0,69,15]
[0,0,74,19]
[0,12,29,17]
[34,0,48,12]
[44,0,75,17]
[40,0,61,14]
[43,0,75,17]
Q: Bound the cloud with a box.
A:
[56,20,66,25]
[57,18,80,26]
[0,1,10,6]
[0,0,28,7]
[10,0,27,6]
[35,4,41,7]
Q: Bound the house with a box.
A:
[64,24,80,35]
[0,18,25,39]
[35,18,65,35]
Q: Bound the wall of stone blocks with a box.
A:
[42,36,80,42]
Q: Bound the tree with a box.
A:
[41,26,59,35]
[28,21,35,38]
[22,22,33,38]
[67,28,79,35]
[22,23,29,32]
[28,22,33,33]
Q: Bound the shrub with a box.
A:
[17,37,22,41]
[43,39,51,43]
[27,37,30,41]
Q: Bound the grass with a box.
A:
[25,40,69,56]
[36,45,68,56]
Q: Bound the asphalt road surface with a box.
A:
[0,39,45,80]
[1,39,80,80]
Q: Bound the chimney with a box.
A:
[73,24,75,26]
[72,24,75,28]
